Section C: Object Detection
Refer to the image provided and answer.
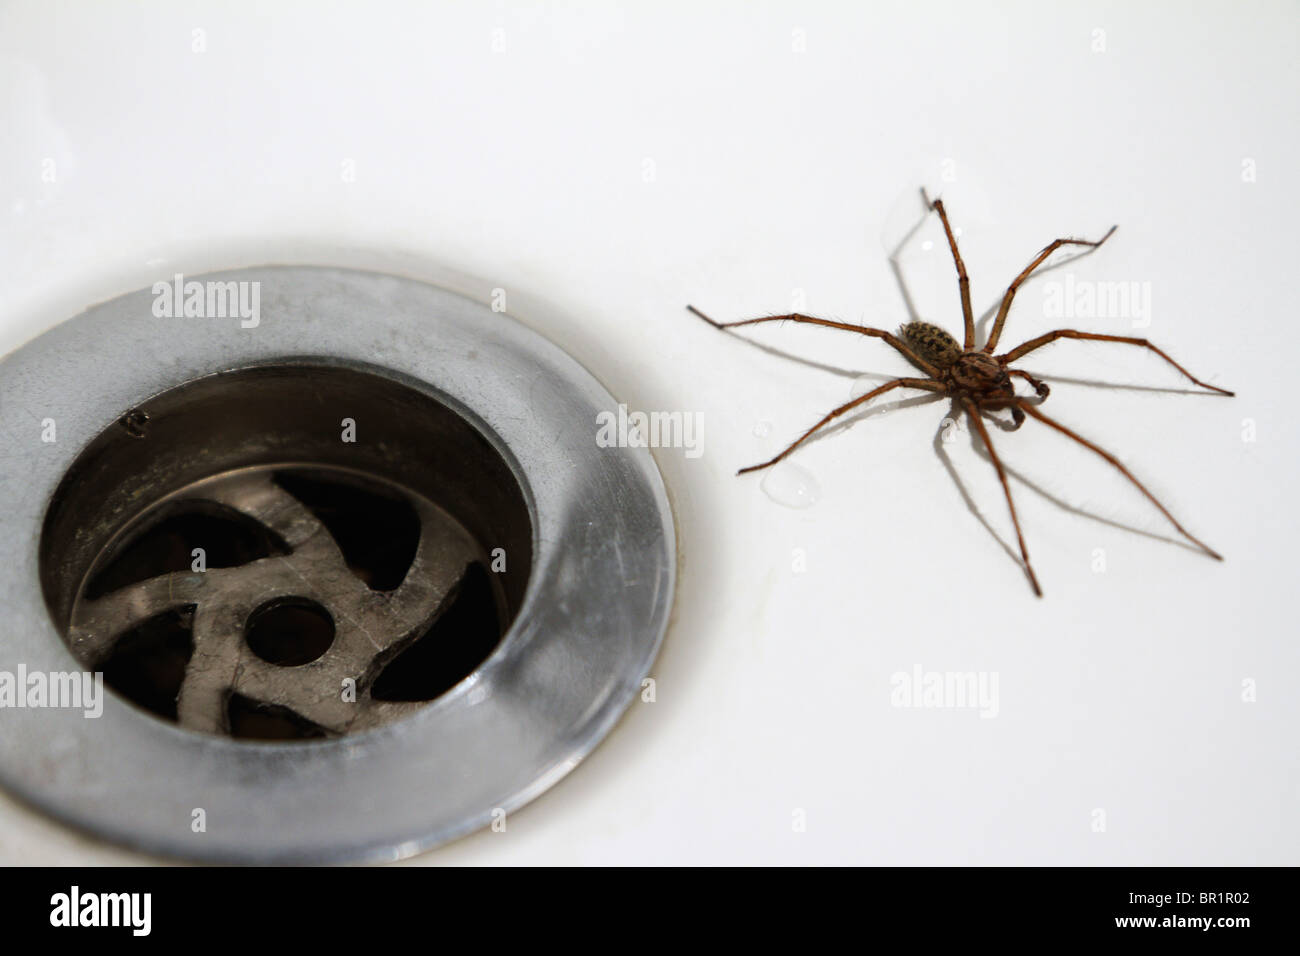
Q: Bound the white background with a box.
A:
[1,1,1295,864]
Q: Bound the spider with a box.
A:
[688,193,1233,596]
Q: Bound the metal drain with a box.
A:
[67,465,502,738]
[0,266,675,862]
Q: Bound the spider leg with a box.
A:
[1016,400,1223,559]
[997,369,1050,430]
[739,377,945,474]
[961,398,1043,596]
[687,305,940,378]
[975,396,1027,431]
[1008,368,1050,398]
[925,194,976,349]
[983,226,1118,353]
[998,330,1233,395]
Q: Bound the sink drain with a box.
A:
[66,464,506,739]
[46,363,531,741]
[0,267,675,862]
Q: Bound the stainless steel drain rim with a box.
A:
[0,266,675,863]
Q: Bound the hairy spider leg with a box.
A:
[1017,401,1223,559]
[686,306,941,378]
[927,196,976,349]
[1007,368,1051,397]
[983,226,1118,352]
[738,377,945,474]
[999,330,1233,396]
[962,397,1043,596]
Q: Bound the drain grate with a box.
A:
[68,466,502,739]
[41,362,534,744]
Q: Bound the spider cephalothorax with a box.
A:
[689,192,1232,596]
[901,319,1029,426]
[902,321,1015,396]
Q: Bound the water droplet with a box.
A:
[760,461,821,509]
[753,420,772,438]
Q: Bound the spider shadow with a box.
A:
[932,399,1024,574]
[946,399,1203,561]
[887,188,932,325]
[701,188,940,380]
[755,390,946,465]
[719,333,895,382]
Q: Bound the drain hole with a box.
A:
[245,598,335,666]
[273,471,420,591]
[372,563,501,702]
[100,606,196,721]
[84,504,290,601]
[227,693,330,741]
[45,365,534,740]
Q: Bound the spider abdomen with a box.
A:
[900,321,960,369]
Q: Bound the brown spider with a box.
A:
[688,194,1233,596]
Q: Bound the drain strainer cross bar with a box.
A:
[69,467,485,737]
